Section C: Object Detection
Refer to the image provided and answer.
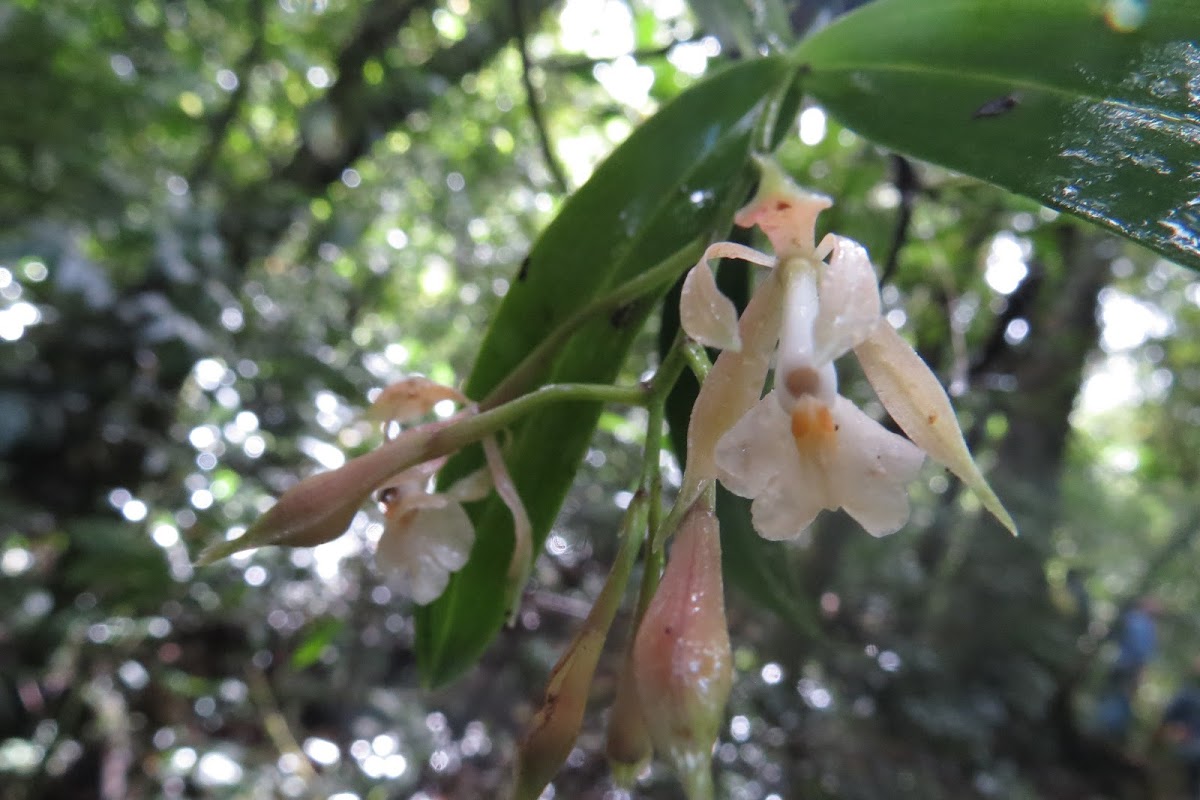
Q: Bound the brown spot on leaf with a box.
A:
[972,92,1021,119]
[610,303,635,328]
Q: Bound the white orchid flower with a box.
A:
[375,456,488,605]
[370,377,531,605]
[681,157,1016,539]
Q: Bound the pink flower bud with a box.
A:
[632,500,732,799]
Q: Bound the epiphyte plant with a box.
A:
[195,0,1200,793]
[199,154,1014,798]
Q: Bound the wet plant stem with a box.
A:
[484,239,704,408]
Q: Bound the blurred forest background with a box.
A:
[2,0,1199,798]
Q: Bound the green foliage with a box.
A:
[291,616,345,670]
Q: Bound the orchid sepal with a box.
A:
[855,322,1018,536]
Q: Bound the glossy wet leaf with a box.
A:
[415,58,795,686]
[795,0,1200,271]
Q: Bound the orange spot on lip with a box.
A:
[791,401,837,450]
[775,200,792,211]
[791,408,811,440]
[927,413,938,425]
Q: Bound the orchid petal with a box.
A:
[717,392,922,540]
[681,263,742,352]
[407,569,451,607]
[418,503,476,571]
[379,456,448,499]
[368,376,468,426]
[679,241,776,351]
[813,236,883,363]
[483,434,532,598]
[684,267,785,489]
[734,156,832,260]
[377,501,475,605]
[855,323,1018,535]
[714,393,795,498]
[814,233,837,262]
[750,480,824,541]
[718,391,826,540]
[827,396,925,537]
[700,240,778,269]
[445,466,492,503]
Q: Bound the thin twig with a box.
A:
[189,0,267,187]
[968,262,1043,379]
[511,0,569,193]
[528,589,594,619]
[539,36,704,72]
[248,668,318,783]
[879,155,918,286]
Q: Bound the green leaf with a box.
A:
[415,58,795,687]
[291,617,344,669]
[795,0,1200,271]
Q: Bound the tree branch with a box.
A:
[221,0,561,267]
[188,0,267,187]
[276,0,558,198]
[511,0,569,193]
[1119,508,1200,619]
[538,35,703,73]
[879,154,917,286]
[968,261,1044,379]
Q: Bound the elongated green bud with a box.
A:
[632,499,731,800]
[513,629,604,800]
[605,651,653,788]
[513,493,648,800]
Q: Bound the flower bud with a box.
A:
[604,652,652,788]
[194,429,436,566]
[632,500,732,800]
[513,492,649,800]
[512,631,603,800]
